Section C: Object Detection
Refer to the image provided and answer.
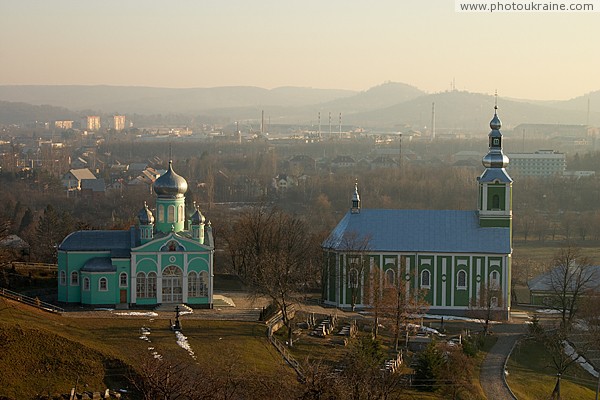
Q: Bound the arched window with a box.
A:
[457,270,467,290]
[492,194,500,209]
[385,269,395,288]
[421,269,431,288]
[490,270,500,290]
[83,277,90,291]
[491,297,498,308]
[136,272,146,298]
[348,268,359,288]
[199,271,208,297]
[70,271,79,286]
[59,270,66,286]
[147,272,157,298]
[168,205,175,223]
[99,277,108,291]
[178,205,184,222]
[158,205,164,223]
[119,272,128,288]
[188,271,198,297]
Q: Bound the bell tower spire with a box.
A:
[351,180,361,214]
[477,102,513,228]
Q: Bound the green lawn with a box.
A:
[507,338,597,400]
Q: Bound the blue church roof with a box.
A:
[324,209,511,254]
[59,229,134,256]
[81,257,116,272]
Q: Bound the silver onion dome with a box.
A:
[482,109,509,169]
[137,201,154,225]
[153,161,188,198]
[191,206,205,225]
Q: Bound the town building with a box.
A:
[84,116,101,131]
[506,150,566,177]
[62,168,97,192]
[113,115,126,131]
[322,108,513,319]
[57,161,214,308]
[54,120,74,130]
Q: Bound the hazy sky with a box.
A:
[1,0,600,100]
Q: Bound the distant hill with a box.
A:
[0,100,79,125]
[0,85,355,114]
[345,91,598,130]
[2,83,600,129]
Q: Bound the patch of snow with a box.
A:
[535,309,561,314]
[179,311,193,316]
[421,314,501,324]
[94,308,114,311]
[139,327,151,341]
[563,341,599,378]
[114,311,159,317]
[175,331,196,360]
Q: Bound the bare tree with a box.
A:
[528,318,583,400]
[545,245,597,330]
[468,280,503,335]
[225,206,320,346]
[377,261,429,352]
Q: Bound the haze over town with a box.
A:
[2,0,600,100]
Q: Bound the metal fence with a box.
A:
[0,287,63,313]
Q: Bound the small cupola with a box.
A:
[351,181,361,214]
[137,201,154,225]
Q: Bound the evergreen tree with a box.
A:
[414,341,446,392]
[34,205,62,263]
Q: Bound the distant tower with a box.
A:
[318,112,321,138]
[477,104,512,229]
[328,112,332,138]
[431,102,436,140]
[339,113,342,139]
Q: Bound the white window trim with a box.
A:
[385,268,395,288]
[456,270,467,290]
[70,271,79,286]
[98,277,108,292]
[119,272,128,288]
[420,269,431,289]
[83,277,90,291]
[59,270,66,286]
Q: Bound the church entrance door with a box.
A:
[162,265,183,303]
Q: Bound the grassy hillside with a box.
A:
[0,297,295,399]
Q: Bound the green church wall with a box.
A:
[85,272,117,305]
[136,258,157,273]
[187,255,210,271]
[187,297,210,305]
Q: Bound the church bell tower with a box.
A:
[477,106,513,229]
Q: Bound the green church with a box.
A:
[57,161,214,308]
[322,108,513,319]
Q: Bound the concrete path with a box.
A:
[480,320,527,400]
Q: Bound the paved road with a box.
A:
[480,320,527,400]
